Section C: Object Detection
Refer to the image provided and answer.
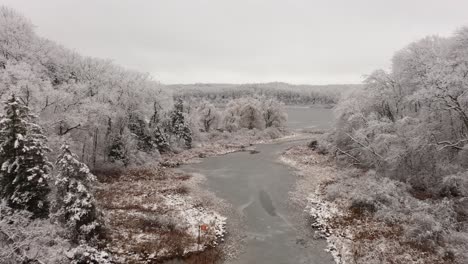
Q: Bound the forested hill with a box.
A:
[0,6,174,167]
[167,82,361,105]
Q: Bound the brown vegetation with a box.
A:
[95,166,224,263]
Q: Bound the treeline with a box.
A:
[323,27,468,262]
[190,97,286,132]
[169,82,357,106]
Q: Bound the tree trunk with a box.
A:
[92,128,98,168]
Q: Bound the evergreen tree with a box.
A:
[149,104,171,153]
[0,95,52,218]
[107,134,128,165]
[151,126,170,153]
[55,144,101,243]
[128,113,154,152]
[170,98,192,148]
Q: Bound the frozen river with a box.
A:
[180,106,335,264]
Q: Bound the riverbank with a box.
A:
[280,143,345,263]
[281,141,465,264]
[94,165,227,263]
[161,128,296,167]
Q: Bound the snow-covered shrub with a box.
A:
[404,212,444,251]
[446,231,468,263]
[261,127,284,139]
[325,170,400,214]
[440,173,468,198]
[0,202,70,263]
[69,244,112,264]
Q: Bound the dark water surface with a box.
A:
[179,106,335,264]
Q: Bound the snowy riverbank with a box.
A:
[281,142,468,264]
[95,165,227,263]
[280,144,347,263]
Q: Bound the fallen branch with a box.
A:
[345,132,384,160]
[335,147,361,164]
[436,138,468,151]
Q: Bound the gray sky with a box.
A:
[2,0,468,84]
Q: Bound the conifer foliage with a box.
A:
[170,98,193,148]
[0,95,52,219]
[149,104,171,153]
[152,126,171,153]
[55,144,101,242]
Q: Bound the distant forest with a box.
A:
[169,82,359,106]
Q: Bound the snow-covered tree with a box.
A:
[261,98,287,128]
[197,101,220,132]
[169,98,192,148]
[332,26,468,191]
[128,113,154,152]
[220,97,285,131]
[0,95,52,219]
[239,99,265,130]
[0,6,35,64]
[148,102,171,153]
[54,144,101,242]
[151,126,170,153]
[171,83,350,106]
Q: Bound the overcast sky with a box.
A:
[2,0,468,84]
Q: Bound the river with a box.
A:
[180,106,335,264]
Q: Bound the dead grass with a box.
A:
[95,165,222,263]
[92,165,125,183]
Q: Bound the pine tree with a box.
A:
[152,126,170,153]
[170,98,192,148]
[149,105,171,153]
[107,134,128,165]
[55,144,101,242]
[128,113,154,152]
[0,95,52,219]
